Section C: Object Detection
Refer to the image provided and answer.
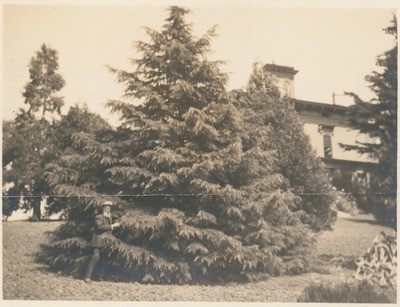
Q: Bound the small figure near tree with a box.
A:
[84,201,120,283]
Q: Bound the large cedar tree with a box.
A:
[40,7,315,283]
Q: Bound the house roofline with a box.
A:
[292,98,348,115]
[321,157,380,169]
[264,63,298,75]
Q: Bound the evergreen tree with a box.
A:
[2,120,25,220]
[3,44,65,220]
[341,17,397,225]
[3,111,57,220]
[40,7,315,283]
[45,104,113,217]
[230,63,336,231]
[23,44,65,118]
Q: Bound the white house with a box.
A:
[264,63,380,188]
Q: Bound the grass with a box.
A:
[2,214,396,301]
[316,213,395,256]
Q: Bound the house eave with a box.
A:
[321,157,380,170]
[292,98,348,116]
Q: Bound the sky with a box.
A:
[3,1,397,124]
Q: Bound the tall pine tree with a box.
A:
[23,44,65,118]
[40,7,315,283]
[341,17,397,225]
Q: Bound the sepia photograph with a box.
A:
[2,0,398,303]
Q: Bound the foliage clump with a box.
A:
[39,7,318,284]
[329,187,359,216]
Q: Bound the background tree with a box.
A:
[341,17,397,226]
[2,44,65,220]
[2,104,111,221]
[44,104,113,217]
[230,63,336,231]
[23,44,65,118]
[3,120,24,220]
[40,7,315,284]
[3,111,58,221]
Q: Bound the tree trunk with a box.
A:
[31,198,41,221]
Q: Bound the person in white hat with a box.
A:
[84,201,120,282]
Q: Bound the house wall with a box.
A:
[302,121,377,163]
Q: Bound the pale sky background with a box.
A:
[3,2,397,125]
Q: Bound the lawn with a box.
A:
[2,214,395,301]
[317,214,396,256]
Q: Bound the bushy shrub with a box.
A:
[331,167,396,226]
[297,280,392,303]
[367,188,397,227]
[329,187,359,215]
[330,167,370,213]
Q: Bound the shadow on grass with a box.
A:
[4,219,64,223]
[344,217,396,229]
[297,280,395,303]
[345,218,383,226]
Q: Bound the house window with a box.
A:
[283,81,291,97]
[319,125,334,158]
[323,134,333,158]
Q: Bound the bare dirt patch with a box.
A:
[2,215,394,301]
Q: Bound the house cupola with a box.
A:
[263,63,298,98]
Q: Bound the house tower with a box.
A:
[263,63,298,98]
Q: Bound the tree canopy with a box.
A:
[23,44,65,118]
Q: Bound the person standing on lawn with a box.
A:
[84,201,120,283]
